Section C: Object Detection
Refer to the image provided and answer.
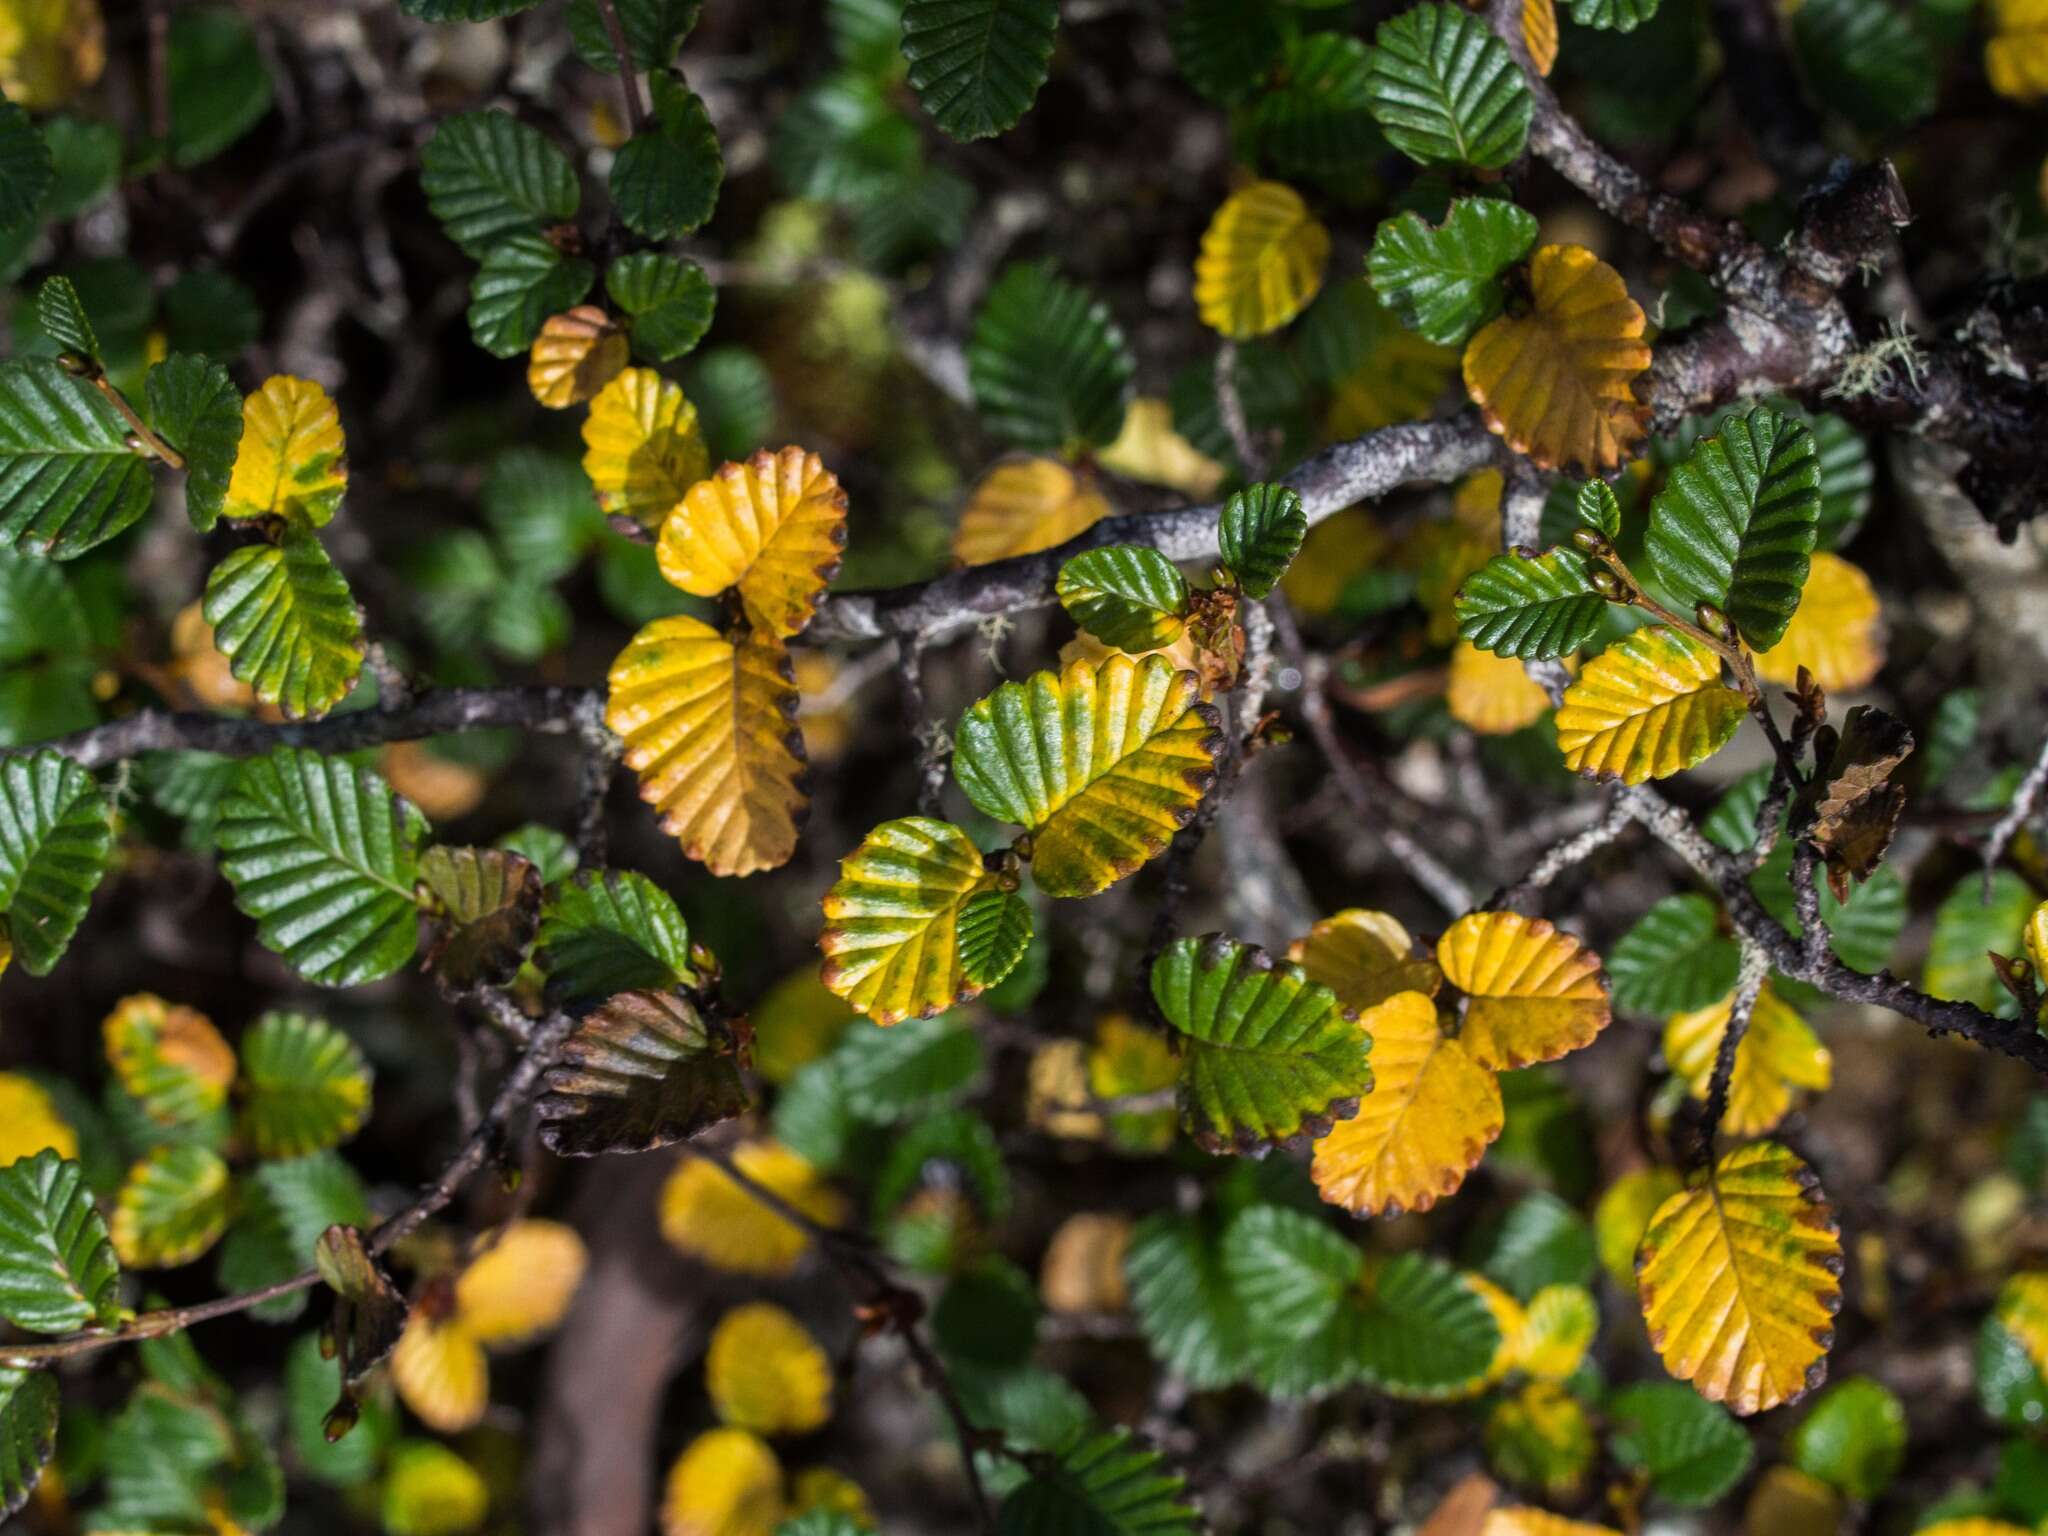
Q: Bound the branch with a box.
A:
[1690,935,1773,1167]
[1984,721,2048,889]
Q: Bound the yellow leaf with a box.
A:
[1463,244,1651,473]
[1915,1523,2033,1536]
[1193,180,1331,340]
[1099,397,1226,498]
[1448,641,1552,735]
[1523,0,1559,75]
[1436,912,1611,1071]
[582,366,709,531]
[2028,899,2048,986]
[390,1317,490,1433]
[749,968,857,1086]
[222,376,348,527]
[657,448,849,640]
[1743,1466,1844,1536]
[0,1072,74,1165]
[1753,551,1883,693]
[1994,1272,2048,1375]
[1039,1212,1132,1314]
[607,615,809,878]
[102,993,236,1125]
[1636,1139,1842,1415]
[819,817,996,1025]
[1466,1273,1527,1390]
[1515,1284,1596,1379]
[1310,991,1502,1217]
[0,0,104,110]
[660,1141,847,1277]
[1555,624,1744,784]
[1988,0,2048,98]
[381,1442,490,1536]
[1594,1167,1683,1288]
[1028,1039,1098,1138]
[527,305,629,409]
[110,1146,231,1268]
[1484,1381,1593,1498]
[1087,1014,1179,1151]
[1290,907,1442,1010]
[953,456,1110,566]
[706,1302,833,1436]
[454,1219,587,1346]
[1663,984,1832,1139]
[1482,1509,1621,1536]
[1324,317,1459,438]
[787,1468,873,1528]
[662,1428,784,1536]
[1282,508,1388,619]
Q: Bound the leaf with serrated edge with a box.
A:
[536,989,751,1155]
[1455,545,1605,660]
[0,1367,57,1521]
[144,354,243,532]
[0,1149,120,1332]
[201,526,366,720]
[534,869,693,1005]
[582,366,710,532]
[957,888,1033,990]
[1609,893,1740,1016]
[0,750,111,976]
[1193,180,1330,340]
[239,1012,373,1158]
[526,305,627,409]
[657,447,847,639]
[35,276,96,361]
[968,262,1134,452]
[953,653,1221,898]
[954,456,1111,565]
[222,375,348,528]
[1290,907,1442,1010]
[607,614,809,877]
[820,817,994,1025]
[1664,983,1831,1138]
[102,992,236,1129]
[1635,1139,1843,1415]
[1365,3,1532,169]
[1056,545,1189,652]
[1448,641,1553,735]
[1217,483,1305,599]
[419,845,542,989]
[1436,911,1609,1071]
[1754,550,1882,692]
[1554,624,1744,785]
[1367,199,1540,347]
[111,1144,232,1268]
[901,0,1059,141]
[607,251,716,362]
[0,358,154,559]
[419,110,579,260]
[609,73,723,239]
[994,1425,1201,1535]
[1576,478,1623,538]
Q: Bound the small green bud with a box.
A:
[1589,566,1624,600]
[1570,527,1613,559]
[1695,602,1736,644]
[322,1396,360,1444]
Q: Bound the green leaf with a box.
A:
[1929,871,2037,1011]
[1222,1204,1358,1345]
[956,888,1033,990]
[420,110,580,261]
[238,1013,372,1160]
[1788,1375,1905,1500]
[0,750,111,975]
[1366,198,1540,346]
[900,0,1059,140]
[0,358,155,560]
[466,233,595,359]
[1811,412,1872,549]
[1218,483,1306,599]
[166,8,273,167]
[1575,478,1623,539]
[1607,1381,1754,1508]
[934,1257,1039,1369]
[1569,0,1660,27]
[1608,893,1741,1015]
[1056,545,1190,652]
[1475,1190,1595,1300]
[607,251,716,362]
[1151,934,1372,1153]
[39,115,118,222]
[1124,1213,1254,1390]
[1752,845,1904,974]
[0,1150,120,1332]
[216,749,428,987]
[778,1513,871,1536]
[873,1107,1009,1227]
[399,0,543,18]
[287,1331,393,1488]
[1353,1254,1505,1397]
[253,1154,371,1259]
[995,1425,1200,1536]
[0,99,50,237]
[1980,1310,2048,1429]
[0,1367,57,1521]
[1364,3,1531,171]
[144,354,244,532]
[567,0,702,69]
[35,276,97,363]
[418,844,541,989]
[1646,402,1821,650]
[1790,0,1935,132]
[112,1144,232,1268]
[1454,546,1606,660]
[161,269,263,359]
[201,528,366,720]
[688,347,778,463]
[1252,32,1383,176]
[482,448,603,582]
[536,988,750,1156]
[1169,0,1284,104]
[1999,1437,2048,1525]
[609,73,723,239]
[833,1014,984,1120]
[533,869,693,1005]
[968,260,1134,452]
[770,74,921,203]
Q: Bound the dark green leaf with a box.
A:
[1366,197,1539,346]
[1608,893,1740,1015]
[1218,483,1306,598]
[995,1425,1200,1536]
[399,0,544,17]
[40,115,119,221]
[144,354,243,532]
[160,270,263,360]
[1252,32,1384,176]
[0,98,50,237]
[34,276,96,363]
[934,1258,1040,1370]
[1454,546,1606,660]
[1790,0,1935,132]
[1364,3,1531,170]
[687,347,778,462]
[566,0,700,68]
[830,0,907,75]
[1607,1381,1754,1507]
[1055,544,1190,651]
[900,0,1059,141]
[0,750,110,975]
[533,869,694,1005]
[609,73,723,239]
[536,988,751,1155]
[1170,0,1284,104]
[770,74,920,203]
[968,261,1134,451]
[0,358,154,560]
[466,233,595,358]
[166,8,273,167]
[606,251,716,362]
[1569,0,1660,26]
[957,887,1034,990]
[420,111,580,260]
[1575,478,1623,539]
[872,1107,1008,1230]
[0,1367,57,1521]
[286,1331,393,1488]
[0,1150,120,1332]
[483,448,603,582]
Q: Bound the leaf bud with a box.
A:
[322,1396,360,1443]
[1588,565,1625,600]
[1694,602,1736,644]
[1570,527,1613,560]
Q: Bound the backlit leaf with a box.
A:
[952,653,1222,898]
[706,1302,833,1435]
[900,0,1058,141]
[1193,180,1330,340]
[1554,624,1744,785]
[536,988,750,1156]
[660,1140,847,1276]
[820,816,994,1024]
[657,447,847,639]
[1516,1283,1595,1378]
[143,353,242,531]
[1635,1139,1843,1415]
[1056,544,1189,652]
[1151,933,1372,1153]
[1664,983,1831,1138]
[663,1427,785,1536]
[582,365,710,531]
[1289,907,1442,1010]
[1367,198,1540,347]
[1753,551,1882,692]
[957,887,1033,990]
[1436,910,1610,1071]
[1365,2,1532,169]
[1455,545,1605,660]
[953,456,1110,565]
[968,261,1134,452]
[102,992,235,1129]
[1463,244,1651,473]
[0,1148,119,1331]
[420,110,579,260]
[201,526,366,720]
[238,1012,372,1159]
[0,748,110,975]
[1449,640,1552,735]
[221,375,348,528]
[111,1144,232,1267]
[0,357,152,559]
[610,72,723,239]
[389,1317,488,1434]
[1609,893,1740,1015]
[526,304,628,409]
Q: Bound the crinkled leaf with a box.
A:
[201,528,366,720]
[582,365,710,531]
[901,0,1058,141]
[1365,3,1531,169]
[610,73,723,238]
[526,305,628,410]
[1367,198,1540,347]
[1555,624,1744,784]
[239,1013,373,1159]
[1169,0,1284,104]
[957,888,1033,990]
[534,868,694,1006]
[1570,0,1660,26]
[954,456,1110,565]
[995,1425,1200,1535]
[420,110,579,259]
[143,354,243,531]
[1193,179,1330,340]
[0,1367,57,1521]
[221,374,348,528]
[537,988,751,1155]
[1607,1381,1754,1509]
[0,749,110,975]
[608,251,716,362]
[1056,544,1189,652]
[418,845,542,989]
[1124,1213,1254,1389]
[467,232,595,359]
[103,993,236,1131]
[1609,893,1740,1015]
[656,446,847,639]
[112,1144,232,1268]
[1575,479,1622,539]
[1792,0,1936,130]
[0,1149,120,1332]
[968,261,1134,452]
[1252,32,1383,175]
[1217,482,1305,599]
[1455,546,1606,661]
[0,358,153,559]
[566,0,701,69]
[34,275,95,362]
[821,817,994,1024]
[1437,911,1610,1072]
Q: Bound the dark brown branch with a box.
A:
[591,0,648,135]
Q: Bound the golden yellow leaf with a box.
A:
[390,1316,490,1434]
[1290,908,1442,1010]
[0,0,104,110]
[657,448,848,639]
[1463,244,1651,473]
[1465,1274,1527,1390]
[1325,325,1459,438]
[706,1302,833,1436]
[1753,551,1882,693]
[0,922,9,980]
[582,366,709,531]
[819,817,995,1025]
[1282,508,1388,619]
[1523,0,1559,75]
[1743,1466,1844,1536]
[1087,1014,1179,1151]
[382,1442,489,1536]
[1436,911,1610,1071]
[1193,180,1331,340]
[1915,1522,2032,1536]
[953,456,1110,566]
[1449,640,1552,735]
[2028,900,2048,988]
[1515,1284,1596,1379]
[662,1428,784,1536]
[607,614,808,878]
[222,376,348,527]
[660,1141,847,1277]
[787,1468,873,1528]
[1039,1212,1132,1314]
[1636,1139,1842,1415]
[1483,1507,1621,1536]
[1664,984,1832,1139]
[1988,0,2048,98]
[102,992,236,1125]
[1994,1272,2048,1374]
[527,305,629,409]
[454,1219,588,1345]
[1099,397,1227,497]
[1555,624,1744,785]
[1310,991,1502,1217]
[1027,1038,1097,1139]
[0,1071,75,1165]
[1594,1166,1683,1288]
[749,968,857,1086]
[1409,515,1500,647]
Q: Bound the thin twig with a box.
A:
[1690,937,1772,1168]
[1984,721,2048,892]
[591,0,648,135]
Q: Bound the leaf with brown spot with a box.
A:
[535,989,752,1156]
[419,845,542,990]
[315,1224,407,1388]
[1802,704,1914,901]
[527,305,628,408]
